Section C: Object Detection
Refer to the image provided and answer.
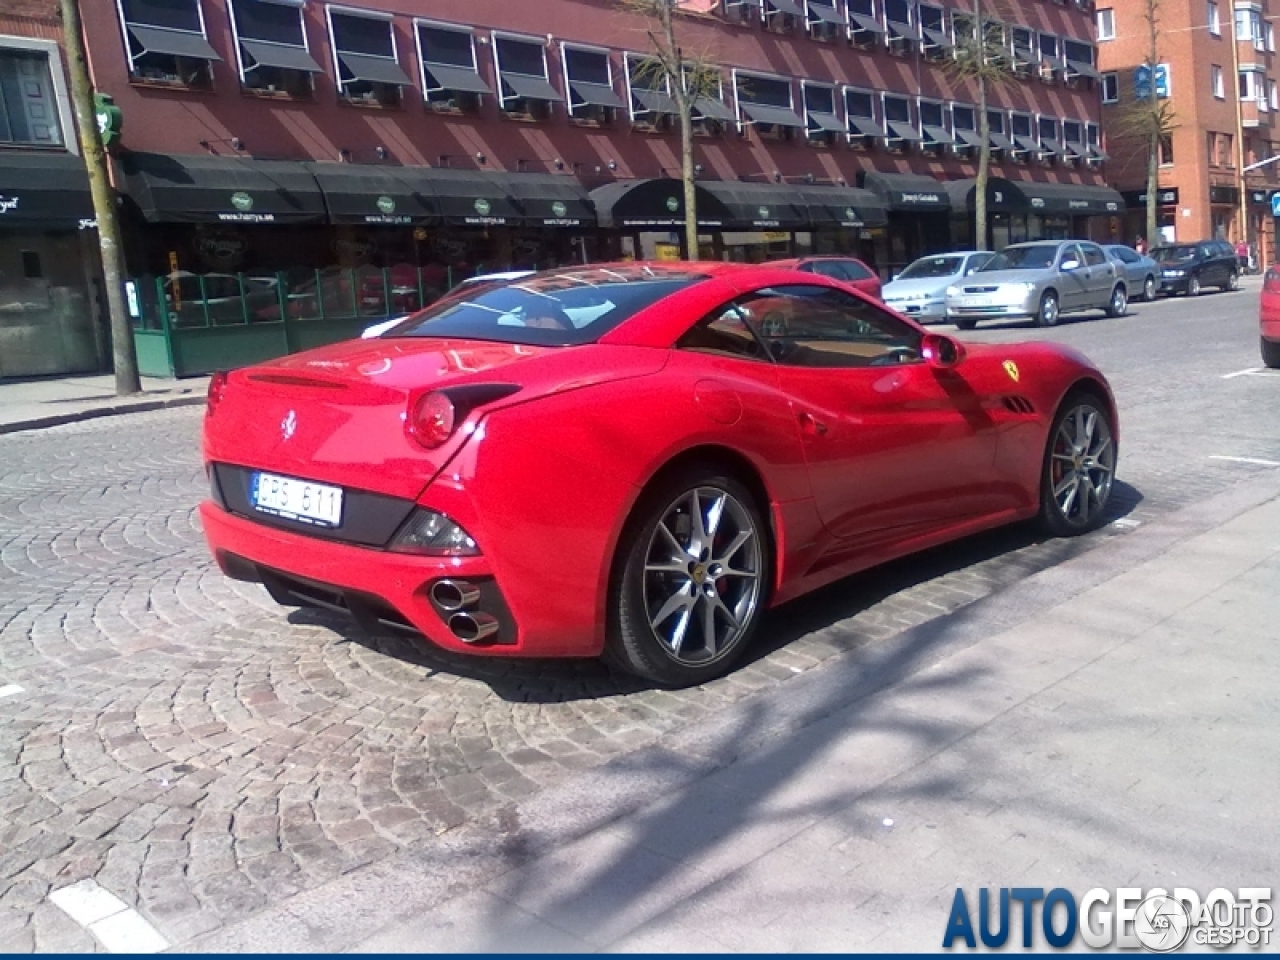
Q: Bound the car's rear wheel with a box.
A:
[1262,337,1280,369]
[607,469,768,686]
[1035,290,1060,327]
[1040,394,1117,537]
[1225,271,1240,292]
[1105,284,1128,318]
[1142,275,1156,301]
[953,317,977,331]
[1187,274,1202,296]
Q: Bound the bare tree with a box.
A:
[943,0,1016,250]
[618,0,721,260]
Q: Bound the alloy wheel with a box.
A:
[641,486,763,666]
[1109,286,1127,317]
[1038,292,1060,327]
[1049,404,1115,529]
[1188,275,1201,296]
[1143,276,1156,301]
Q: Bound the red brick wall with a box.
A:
[0,0,61,40]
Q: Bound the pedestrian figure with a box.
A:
[1135,237,1147,256]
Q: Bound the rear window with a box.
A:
[1152,245,1197,263]
[386,267,705,346]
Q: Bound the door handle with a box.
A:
[798,411,828,436]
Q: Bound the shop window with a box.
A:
[688,67,732,136]
[919,99,951,153]
[0,49,64,146]
[418,23,489,113]
[882,93,919,151]
[1010,27,1037,75]
[329,10,409,107]
[1063,40,1098,89]
[884,0,914,53]
[1038,34,1064,83]
[950,103,982,156]
[844,86,885,148]
[805,0,845,41]
[736,72,803,141]
[563,46,624,125]
[118,0,218,88]
[847,0,884,49]
[494,35,560,120]
[762,0,801,33]
[919,5,951,60]
[1038,116,1062,165]
[627,55,675,130]
[230,0,322,99]
[803,82,842,145]
[1010,112,1037,163]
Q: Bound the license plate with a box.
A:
[250,471,343,527]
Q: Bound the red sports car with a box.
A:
[770,256,882,299]
[1261,265,1280,368]
[202,262,1118,686]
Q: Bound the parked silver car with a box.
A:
[882,251,994,322]
[944,240,1127,329]
[1104,244,1159,302]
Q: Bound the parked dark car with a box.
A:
[1152,240,1240,296]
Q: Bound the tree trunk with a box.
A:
[1145,132,1159,249]
[661,4,699,261]
[60,0,140,395]
[1144,1,1160,250]
[973,0,989,251]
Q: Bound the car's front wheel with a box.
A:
[1105,284,1128,318]
[607,469,768,686]
[1035,290,1060,327]
[1040,394,1117,537]
[1262,337,1280,369]
[1187,274,1202,296]
[1143,275,1156,301]
[953,317,977,331]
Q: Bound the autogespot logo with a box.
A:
[942,887,1273,951]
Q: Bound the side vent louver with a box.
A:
[1002,396,1036,415]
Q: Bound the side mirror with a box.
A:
[1060,259,1081,272]
[922,333,965,369]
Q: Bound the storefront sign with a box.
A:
[1249,190,1269,205]
[899,191,942,205]
[218,191,276,223]
[466,197,505,225]
[95,93,123,147]
[665,196,680,212]
[195,228,247,270]
[0,195,18,215]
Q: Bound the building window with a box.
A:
[1038,115,1062,163]
[1207,1,1220,36]
[882,93,918,149]
[918,98,951,152]
[1269,22,1277,52]
[1039,34,1064,81]
[1062,119,1084,163]
[1235,6,1264,48]
[721,0,762,25]
[562,46,623,125]
[802,81,842,144]
[1270,78,1279,111]
[1086,122,1105,164]
[493,34,560,119]
[1010,27,1037,74]
[884,0,915,52]
[1240,68,1264,105]
[1212,64,1224,98]
[1010,111,1036,162]
[1222,131,1234,167]
[844,86,884,146]
[918,4,951,59]
[1102,71,1119,103]
[230,0,322,98]
[806,0,846,41]
[847,0,883,49]
[1159,133,1174,165]
[117,0,218,88]
[950,103,980,155]
[687,66,732,135]
[418,23,489,112]
[1096,8,1115,41]
[1063,40,1098,86]
[735,72,803,140]
[987,108,1012,155]
[626,55,674,129]
[0,49,64,146]
[762,0,801,33]
[328,9,409,107]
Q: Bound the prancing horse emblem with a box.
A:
[1003,360,1020,383]
[281,410,297,440]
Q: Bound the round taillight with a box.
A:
[409,391,456,448]
[207,371,228,416]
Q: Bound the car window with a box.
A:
[965,253,994,274]
[1152,245,1196,263]
[1111,247,1138,264]
[1198,244,1215,258]
[981,244,1060,270]
[840,260,874,281]
[897,255,963,280]
[1082,244,1107,267]
[740,284,921,369]
[1057,244,1083,268]
[677,304,769,362]
[805,261,851,281]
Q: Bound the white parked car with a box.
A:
[882,252,994,322]
[361,270,536,338]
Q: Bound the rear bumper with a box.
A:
[201,501,530,657]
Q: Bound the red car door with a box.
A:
[741,283,1003,544]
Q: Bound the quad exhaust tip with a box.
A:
[448,611,499,644]
[431,579,480,612]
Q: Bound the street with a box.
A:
[1,282,1278,951]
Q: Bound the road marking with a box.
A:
[0,684,22,699]
[1208,455,1280,467]
[1222,367,1280,379]
[49,880,169,953]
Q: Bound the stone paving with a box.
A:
[1,288,1277,949]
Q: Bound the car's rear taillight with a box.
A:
[207,371,228,417]
[407,391,456,449]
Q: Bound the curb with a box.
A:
[0,394,207,436]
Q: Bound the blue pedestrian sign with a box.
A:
[1271,192,1280,217]
[1134,63,1170,100]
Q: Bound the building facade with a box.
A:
[1097,0,1280,260]
[0,2,103,379]
[75,0,1113,375]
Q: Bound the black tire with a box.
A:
[953,317,978,331]
[606,467,770,686]
[1142,275,1156,302]
[1040,392,1117,538]
[1105,284,1128,318]
[1035,290,1060,327]
[1262,337,1280,369]
[1225,270,1240,292]
[1186,273,1202,296]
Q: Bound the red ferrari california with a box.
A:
[202,262,1118,686]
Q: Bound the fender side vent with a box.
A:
[1002,396,1036,415]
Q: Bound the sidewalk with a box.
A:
[185,469,1280,953]
[0,373,208,435]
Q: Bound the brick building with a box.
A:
[0,2,104,378]
[1096,0,1280,260]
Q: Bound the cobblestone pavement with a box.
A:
[1,288,1277,950]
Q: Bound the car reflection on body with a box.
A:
[944,240,1127,330]
[882,251,994,322]
[361,270,536,338]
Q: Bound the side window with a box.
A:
[841,260,874,281]
[1082,244,1107,267]
[966,253,994,274]
[677,302,769,361]
[1115,248,1136,264]
[806,260,849,281]
[749,284,922,369]
[1199,244,1215,259]
[1058,244,1083,268]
